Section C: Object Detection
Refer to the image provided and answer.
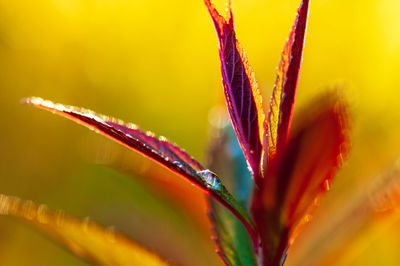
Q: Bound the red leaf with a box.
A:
[275,93,350,243]
[254,91,350,265]
[23,97,257,245]
[205,0,266,182]
[265,0,310,163]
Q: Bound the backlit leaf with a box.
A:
[265,0,310,162]
[205,0,266,182]
[205,109,256,265]
[253,91,350,265]
[0,194,167,265]
[22,97,256,244]
[275,92,350,243]
[208,200,257,266]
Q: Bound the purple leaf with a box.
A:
[205,0,266,182]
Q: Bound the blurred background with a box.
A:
[0,0,400,265]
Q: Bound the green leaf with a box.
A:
[206,113,257,266]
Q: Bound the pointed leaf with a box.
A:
[266,0,310,162]
[0,194,167,265]
[254,91,350,265]
[206,112,257,265]
[276,92,350,243]
[23,97,256,243]
[205,0,266,181]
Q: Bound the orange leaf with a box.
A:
[287,159,400,266]
[278,92,350,243]
[0,194,168,265]
[265,0,310,163]
[254,91,350,265]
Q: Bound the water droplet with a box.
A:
[56,210,65,227]
[172,161,184,169]
[159,136,168,142]
[324,180,331,191]
[8,196,21,215]
[55,104,64,111]
[146,131,155,137]
[128,123,138,130]
[313,197,321,207]
[303,214,312,223]
[22,200,36,220]
[0,195,10,215]
[37,204,49,224]
[196,170,221,191]
[30,97,43,105]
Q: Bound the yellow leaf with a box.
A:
[0,194,168,266]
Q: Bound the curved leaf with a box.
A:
[206,112,257,265]
[22,97,256,244]
[254,91,350,265]
[205,0,266,182]
[276,92,350,243]
[0,194,167,265]
[265,0,310,163]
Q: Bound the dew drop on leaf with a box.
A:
[0,194,10,215]
[196,170,222,191]
[37,204,49,224]
[324,180,331,191]
[22,200,36,220]
[172,161,184,169]
[56,210,65,227]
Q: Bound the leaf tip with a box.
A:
[21,96,41,105]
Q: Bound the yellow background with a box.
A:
[0,0,399,265]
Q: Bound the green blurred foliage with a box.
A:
[0,0,400,265]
